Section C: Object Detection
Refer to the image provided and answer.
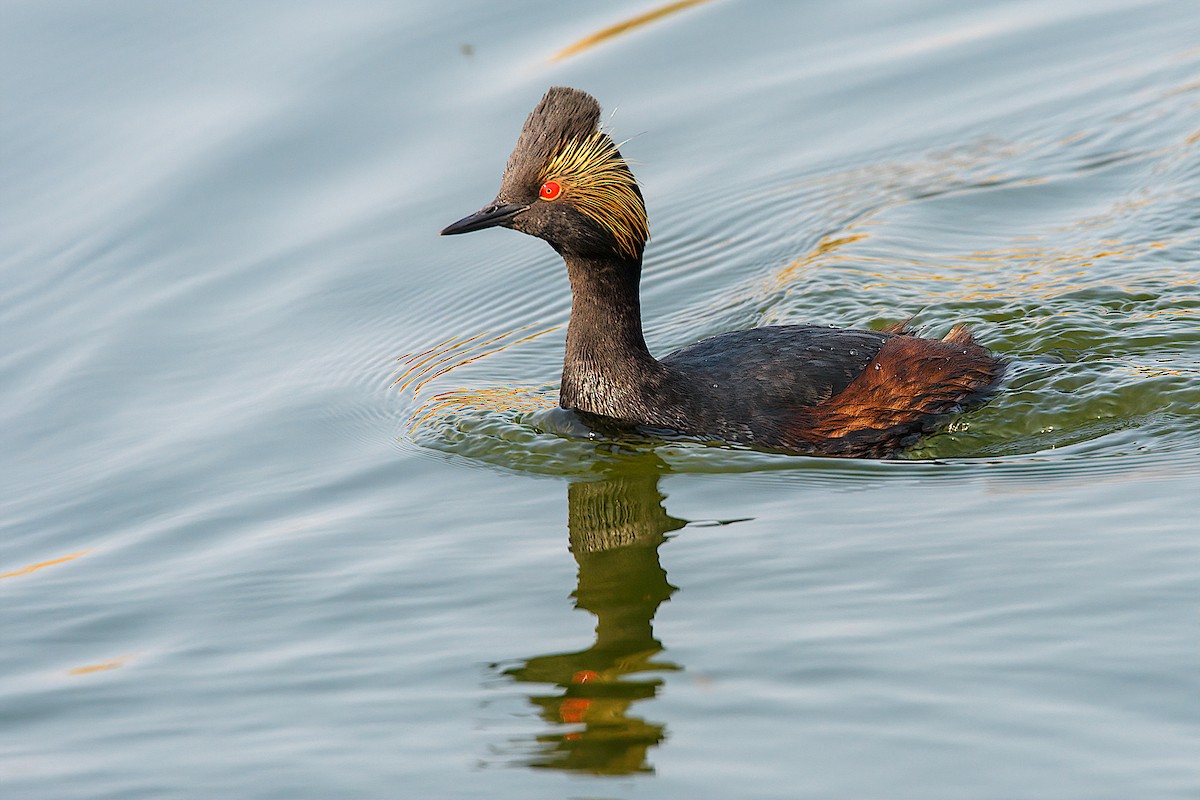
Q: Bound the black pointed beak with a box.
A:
[440,201,528,236]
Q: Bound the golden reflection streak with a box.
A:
[766,233,869,292]
[397,323,561,432]
[392,330,492,390]
[408,385,555,430]
[551,0,710,62]
[412,325,559,395]
[1121,363,1195,378]
[0,549,89,580]
[761,215,1196,307]
[739,123,1200,327]
[69,654,135,676]
[397,329,489,368]
[392,324,558,394]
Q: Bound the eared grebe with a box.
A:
[441,87,1004,457]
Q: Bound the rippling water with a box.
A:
[3,1,1198,798]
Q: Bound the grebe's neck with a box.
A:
[559,251,659,416]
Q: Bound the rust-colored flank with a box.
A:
[791,325,1002,456]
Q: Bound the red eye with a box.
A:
[539,180,562,201]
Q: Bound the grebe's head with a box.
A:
[441,87,648,260]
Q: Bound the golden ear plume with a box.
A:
[540,131,649,259]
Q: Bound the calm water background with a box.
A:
[3,1,1199,797]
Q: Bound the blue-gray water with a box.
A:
[3,1,1199,797]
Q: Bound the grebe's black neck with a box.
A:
[560,251,659,416]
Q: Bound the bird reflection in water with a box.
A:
[499,456,686,775]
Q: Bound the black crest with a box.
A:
[501,87,602,197]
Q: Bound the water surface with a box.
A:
[3,1,1198,797]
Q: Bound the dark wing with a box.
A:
[661,324,889,407]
